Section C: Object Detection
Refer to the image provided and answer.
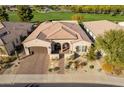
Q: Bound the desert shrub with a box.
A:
[3,63,13,69]
[113,68,122,75]
[74,63,80,70]
[9,56,17,62]
[102,63,114,73]
[69,54,75,60]
[65,65,70,69]
[54,67,60,71]
[68,61,73,66]
[2,56,17,63]
[113,66,122,75]
[86,45,96,61]
[74,60,80,63]
[48,68,53,72]
[2,57,10,63]
[80,62,87,67]
[52,57,59,61]
[74,60,80,65]
[89,65,94,69]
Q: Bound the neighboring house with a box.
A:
[118,22,124,26]
[23,21,92,56]
[83,20,124,40]
[7,5,18,11]
[0,22,33,56]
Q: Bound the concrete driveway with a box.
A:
[16,47,49,74]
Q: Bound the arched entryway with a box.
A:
[51,42,61,54]
[62,42,70,53]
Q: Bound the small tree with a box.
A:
[17,6,33,22]
[86,45,96,61]
[71,14,83,22]
[0,6,9,21]
[95,29,124,65]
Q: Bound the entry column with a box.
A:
[24,46,30,55]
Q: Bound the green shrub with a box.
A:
[54,67,60,71]
[89,65,94,69]
[65,65,70,69]
[3,63,13,69]
[68,61,73,65]
[2,56,17,63]
[2,57,10,63]
[48,68,53,72]
[86,45,96,61]
[9,56,17,62]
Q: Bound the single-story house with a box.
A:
[83,20,124,40]
[23,21,92,56]
[0,22,33,56]
[23,20,124,57]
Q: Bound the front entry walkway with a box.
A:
[58,53,64,74]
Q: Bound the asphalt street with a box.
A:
[0,83,120,87]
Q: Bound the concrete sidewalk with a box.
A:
[0,72,124,86]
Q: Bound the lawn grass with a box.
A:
[8,11,124,22]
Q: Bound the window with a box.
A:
[76,46,81,52]
[82,46,87,52]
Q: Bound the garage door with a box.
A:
[29,47,48,54]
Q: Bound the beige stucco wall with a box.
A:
[23,39,51,55]
[72,40,91,54]
[23,38,92,55]
[24,39,50,47]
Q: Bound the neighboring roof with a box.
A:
[83,20,124,36]
[24,21,92,43]
[0,22,33,44]
[118,22,124,26]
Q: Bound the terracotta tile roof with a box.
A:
[23,21,92,43]
[83,20,124,36]
[46,26,78,40]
